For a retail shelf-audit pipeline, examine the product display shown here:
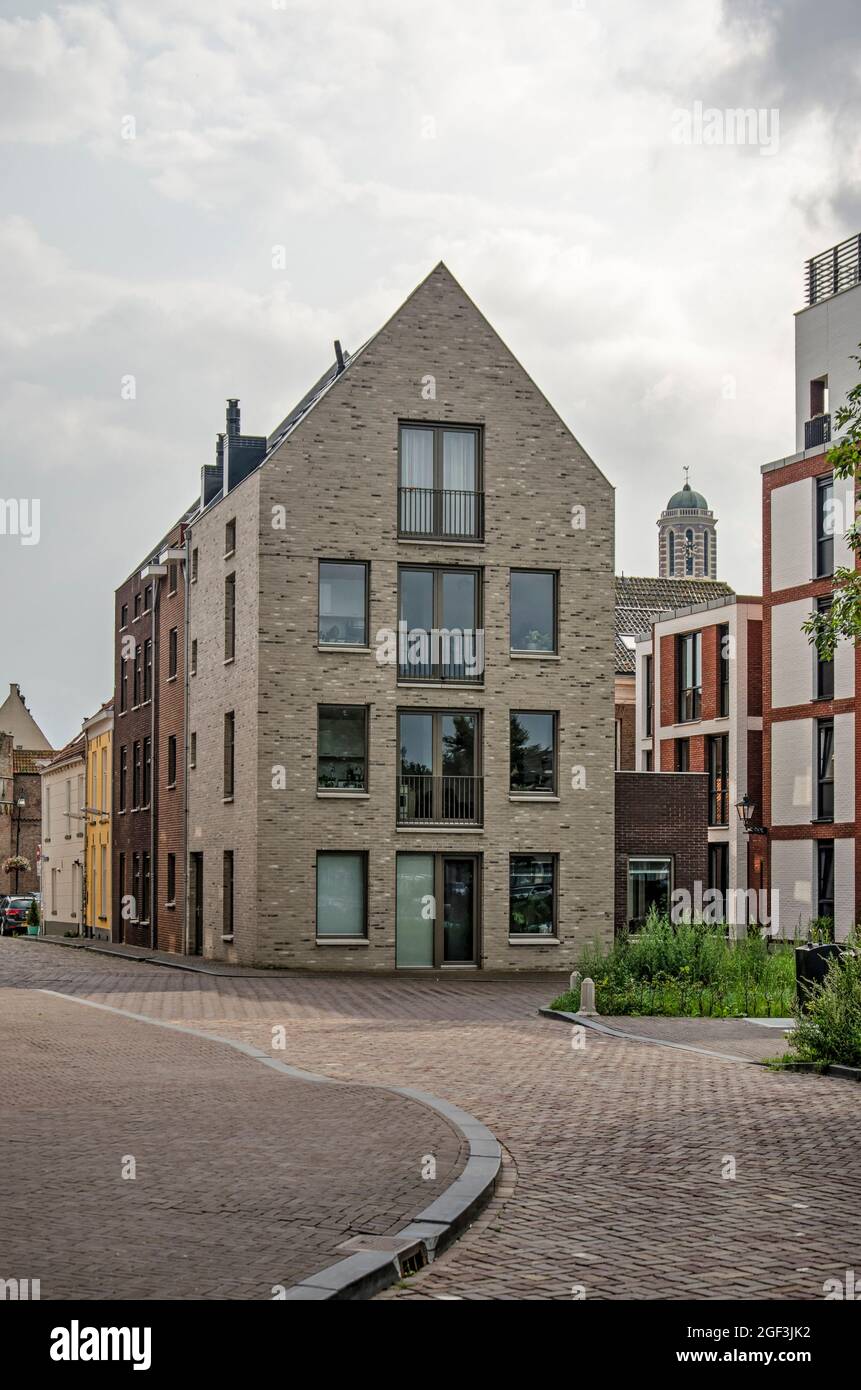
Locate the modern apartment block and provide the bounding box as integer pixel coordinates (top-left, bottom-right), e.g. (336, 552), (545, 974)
(111, 515), (193, 951)
(635, 593), (763, 918)
(186, 263), (615, 970)
(762, 234), (861, 938)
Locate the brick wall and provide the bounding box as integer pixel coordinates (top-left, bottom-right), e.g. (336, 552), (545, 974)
(615, 772), (709, 933)
(615, 699), (636, 770)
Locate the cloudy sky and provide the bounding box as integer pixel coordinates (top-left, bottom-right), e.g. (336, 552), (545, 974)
(1, 0), (859, 745)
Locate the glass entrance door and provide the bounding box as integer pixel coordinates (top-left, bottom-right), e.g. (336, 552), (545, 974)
(443, 858), (476, 964)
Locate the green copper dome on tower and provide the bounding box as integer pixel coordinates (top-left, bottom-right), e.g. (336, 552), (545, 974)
(665, 481), (709, 512)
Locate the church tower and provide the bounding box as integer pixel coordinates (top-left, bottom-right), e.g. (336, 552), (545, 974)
(657, 471), (717, 579)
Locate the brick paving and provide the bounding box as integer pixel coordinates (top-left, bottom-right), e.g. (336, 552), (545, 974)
(3, 938), (860, 1301)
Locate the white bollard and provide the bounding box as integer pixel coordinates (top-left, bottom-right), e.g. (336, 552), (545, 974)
(576, 977), (597, 1017)
(569, 970), (581, 994)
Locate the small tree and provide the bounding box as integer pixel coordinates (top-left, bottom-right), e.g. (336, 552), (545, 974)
(26, 898), (40, 934)
(802, 348), (861, 659)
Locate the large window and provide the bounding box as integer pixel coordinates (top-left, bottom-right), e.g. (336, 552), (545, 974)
(167, 734), (177, 788)
(316, 851), (367, 939)
(627, 857), (672, 930)
(509, 854), (557, 937)
(223, 711), (235, 799)
(168, 626), (178, 678)
(119, 746), (127, 813)
(319, 561), (368, 646)
(817, 840), (834, 921)
(816, 598), (834, 699)
(816, 718), (834, 821)
(398, 710), (481, 825)
(677, 631), (702, 721)
(708, 733), (729, 826)
(398, 565), (482, 682)
(816, 475), (834, 578)
(510, 712), (556, 794)
(398, 423), (482, 540)
(317, 706), (368, 791)
(510, 570), (557, 654)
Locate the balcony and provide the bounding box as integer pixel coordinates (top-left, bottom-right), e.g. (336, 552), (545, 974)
(805, 233), (861, 306)
(805, 414), (831, 451)
(398, 487), (484, 542)
(397, 774), (484, 827)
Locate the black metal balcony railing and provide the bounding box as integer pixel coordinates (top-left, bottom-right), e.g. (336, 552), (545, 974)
(398, 487), (484, 541)
(806, 234), (861, 306)
(397, 627), (485, 684)
(397, 774), (484, 827)
(805, 413), (831, 451)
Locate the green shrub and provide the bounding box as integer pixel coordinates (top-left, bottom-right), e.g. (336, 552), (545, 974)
(787, 949), (861, 1068)
(550, 910), (795, 1018)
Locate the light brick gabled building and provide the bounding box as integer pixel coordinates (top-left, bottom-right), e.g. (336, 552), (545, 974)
(186, 263), (615, 970)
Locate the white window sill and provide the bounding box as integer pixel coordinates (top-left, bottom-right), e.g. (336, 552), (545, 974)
(221, 934), (234, 943)
(316, 644), (371, 654)
(223, 657), (235, 666)
(223, 796), (234, 804)
(509, 936), (560, 945)
(317, 790), (370, 799)
(316, 938), (370, 947)
(166, 675), (177, 684)
(510, 652), (560, 661)
(509, 794), (559, 803)
(396, 825), (483, 834)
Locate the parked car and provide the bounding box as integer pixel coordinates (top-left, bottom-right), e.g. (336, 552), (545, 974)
(0, 895), (36, 935)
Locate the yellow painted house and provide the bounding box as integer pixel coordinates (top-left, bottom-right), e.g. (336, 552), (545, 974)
(83, 702), (113, 941)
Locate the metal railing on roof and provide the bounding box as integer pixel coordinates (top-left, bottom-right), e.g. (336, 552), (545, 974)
(805, 234), (861, 306)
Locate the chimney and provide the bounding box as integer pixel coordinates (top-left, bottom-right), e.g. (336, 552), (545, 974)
(334, 340), (345, 373)
(201, 432), (226, 509)
(226, 399), (240, 437)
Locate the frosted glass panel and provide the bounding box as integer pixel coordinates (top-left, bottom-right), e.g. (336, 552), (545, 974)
(397, 854), (434, 967)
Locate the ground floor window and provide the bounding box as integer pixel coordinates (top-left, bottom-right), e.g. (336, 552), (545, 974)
(222, 851), (234, 936)
(509, 854), (557, 937)
(316, 851), (367, 939)
(396, 853), (479, 966)
(627, 857), (672, 929)
(708, 842), (728, 905)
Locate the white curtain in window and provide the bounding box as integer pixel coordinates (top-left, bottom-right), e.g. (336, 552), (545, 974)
(400, 428), (434, 532)
(443, 431), (476, 535)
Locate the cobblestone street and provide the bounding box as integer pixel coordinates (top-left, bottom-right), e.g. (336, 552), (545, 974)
(2, 939), (859, 1300)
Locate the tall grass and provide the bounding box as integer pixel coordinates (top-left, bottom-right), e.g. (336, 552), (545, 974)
(551, 910), (795, 1017)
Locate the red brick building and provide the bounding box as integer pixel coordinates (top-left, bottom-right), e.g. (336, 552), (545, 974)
(635, 594), (764, 923)
(112, 512), (194, 951)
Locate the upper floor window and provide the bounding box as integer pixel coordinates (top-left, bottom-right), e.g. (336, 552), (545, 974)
(398, 565), (483, 682)
(644, 654), (653, 736)
(703, 529), (710, 576)
(398, 423), (483, 540)
(675, 738), (690, 772)
(119, 747), (127, 813)
(223, 711), (235, 799)
(398, 709), (482, 826)
(816, 598), (834, 700)
(224, 574), (236, 661)
(317, 706), (368, 792)
(168, 562), (177, 596)
(191, 639), (198, 677)
(719, 624), (730, 718)
(120, 660), (128, 714)
(510, 712), (557, 795)
(191, 547), (199, 583)
(816, 718), (834, 821)
(668, 531), (675, 576)
(708, 733), (728, 825)
(132, 741), (141, 809)
(142, 736), (151, 808)
(143, 638), (153, 703)
(677, 631), (701, 722)
(225, 519), (236, 557)
(318, 561), (368, 647)
(685, 528), (694, 576)
(133, 592), (142, 620)
(143, 584), (152, 613)
(120, 603), (128, 629)
(167, 734), (177, 788)
(168, 626), (178, 679)
(816, 475), (834, 577)
(510, 570), (557, 655)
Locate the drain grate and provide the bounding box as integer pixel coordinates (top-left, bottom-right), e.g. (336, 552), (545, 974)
(338, 1233), (427, 1276)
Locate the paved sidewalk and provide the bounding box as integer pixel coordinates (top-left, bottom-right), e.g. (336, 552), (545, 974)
(3, 939), (860, 1301)
(0, 972), (465, 1299)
